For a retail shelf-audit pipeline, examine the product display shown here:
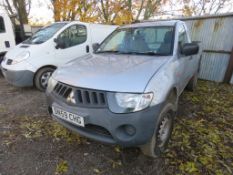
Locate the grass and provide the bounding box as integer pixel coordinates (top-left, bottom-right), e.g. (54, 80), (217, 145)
(164, 80), (233, 174)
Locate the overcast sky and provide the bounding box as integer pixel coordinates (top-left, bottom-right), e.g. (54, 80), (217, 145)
(28, 0), (54, 24)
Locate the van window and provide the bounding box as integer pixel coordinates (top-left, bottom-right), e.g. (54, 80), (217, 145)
(58, 25), (87, 49)
(23, 22), (68, 44)
(0, 16), (6, 33)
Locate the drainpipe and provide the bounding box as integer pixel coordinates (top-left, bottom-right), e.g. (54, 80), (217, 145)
(223, 47), (233, 83)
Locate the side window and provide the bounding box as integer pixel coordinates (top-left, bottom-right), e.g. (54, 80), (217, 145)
(58, 25), (87, 49)
(178, 25), (188, 45)
(0, 16), (6, 33)
(100, 30), (125, 51)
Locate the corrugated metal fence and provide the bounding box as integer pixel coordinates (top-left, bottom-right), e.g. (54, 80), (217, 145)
(181, 14), (233, 84)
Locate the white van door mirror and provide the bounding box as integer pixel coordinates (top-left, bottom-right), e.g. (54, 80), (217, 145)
(54, 38), (66, 49)
(92, 43), (100, 52)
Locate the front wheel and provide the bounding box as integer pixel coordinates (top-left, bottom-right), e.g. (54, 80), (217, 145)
(34, 67), (55, 91)
(140, 103), (175, 158)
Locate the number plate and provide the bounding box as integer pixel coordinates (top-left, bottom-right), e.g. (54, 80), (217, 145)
(52, 106), (85, 127)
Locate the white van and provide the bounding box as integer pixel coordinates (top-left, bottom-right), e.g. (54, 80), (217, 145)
(1, 21), (117, 91)
(0, 13), (15, 63)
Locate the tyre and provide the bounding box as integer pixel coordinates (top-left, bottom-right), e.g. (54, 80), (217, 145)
(186, 72), (198, 91)
(34, 67), (55, 91)
(140, 102), (176, 158)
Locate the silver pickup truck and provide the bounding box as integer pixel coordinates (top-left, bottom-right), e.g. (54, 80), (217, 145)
(46, 20), (201, 157)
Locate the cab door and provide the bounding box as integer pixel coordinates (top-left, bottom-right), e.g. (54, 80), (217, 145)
(0, 15), (15, 54)
(177, 24), (192, 91)
(54, 24), (90, 66)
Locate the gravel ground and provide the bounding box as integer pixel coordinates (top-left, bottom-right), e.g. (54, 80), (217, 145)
(0, 74), (232, 175)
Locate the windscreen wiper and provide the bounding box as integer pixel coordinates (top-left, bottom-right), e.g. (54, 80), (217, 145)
(140, 51), (168, 56)
(95, 50), (120, 54)
(118, 51), (166, 56)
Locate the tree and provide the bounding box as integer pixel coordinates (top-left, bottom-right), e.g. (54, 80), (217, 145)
(51, 0), (98, 22)
(50, 0), (233, 24)
(0, 0), (31, 24)
(98, 0), (167, 24)
(50, 0), (168, 24)
(96, 0), (134, 24)
(0, 0), (31, 40)
(180, 0), (233, 16)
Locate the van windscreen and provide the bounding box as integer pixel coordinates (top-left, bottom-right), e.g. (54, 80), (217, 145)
(23, 22), (68, 44)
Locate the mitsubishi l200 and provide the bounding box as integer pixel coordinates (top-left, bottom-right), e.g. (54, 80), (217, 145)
(46, 20), (201, 157)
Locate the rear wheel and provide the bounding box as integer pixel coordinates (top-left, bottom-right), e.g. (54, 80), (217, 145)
(140, 102), (176, 158)
(34, 67), (55, 91)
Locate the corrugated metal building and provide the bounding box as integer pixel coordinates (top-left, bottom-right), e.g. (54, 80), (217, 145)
(181, 13), (233, 84)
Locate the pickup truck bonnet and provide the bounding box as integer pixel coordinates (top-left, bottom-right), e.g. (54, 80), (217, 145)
(53, 54), (170, 93)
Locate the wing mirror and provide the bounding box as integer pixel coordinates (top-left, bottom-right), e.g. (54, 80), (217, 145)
(181, 42), (199, 56)
(92, 43), (100, 52)
(54, 38), (65, 49)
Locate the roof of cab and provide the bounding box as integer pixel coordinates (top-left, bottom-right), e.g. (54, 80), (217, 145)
(120, 20), (181, 29)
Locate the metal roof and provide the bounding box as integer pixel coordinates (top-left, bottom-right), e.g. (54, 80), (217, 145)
(120, 20), (180, 28)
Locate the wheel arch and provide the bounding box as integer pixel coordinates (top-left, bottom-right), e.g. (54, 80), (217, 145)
(33, 65), (57, 86)
(165, 87), (178, 111)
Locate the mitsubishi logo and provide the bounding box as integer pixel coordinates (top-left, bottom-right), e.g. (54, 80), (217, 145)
(67, 91), (76, 104)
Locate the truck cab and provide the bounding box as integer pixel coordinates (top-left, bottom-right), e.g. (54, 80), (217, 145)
(46, 20), (201, 158)
(1, 21), (117, 91)
(0, 13), (15, 63)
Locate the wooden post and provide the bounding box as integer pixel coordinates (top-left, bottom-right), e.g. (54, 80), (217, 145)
(223, 47), (233, 83)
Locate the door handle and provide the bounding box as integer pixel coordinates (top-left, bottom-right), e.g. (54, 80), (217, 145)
(5, 41), (10, 48)
(86, 45), (90, 53)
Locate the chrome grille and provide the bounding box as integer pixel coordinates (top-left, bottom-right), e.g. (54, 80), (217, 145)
(53, 82), (107, 108)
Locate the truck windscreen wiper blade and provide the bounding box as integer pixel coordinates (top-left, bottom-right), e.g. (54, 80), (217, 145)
(96, 50), (168, 56)
(118, 51), (167, 56)
(140, 52), (168, 56)
(95, 50), (120, 53)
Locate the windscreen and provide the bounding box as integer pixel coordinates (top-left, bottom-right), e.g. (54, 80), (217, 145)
(23, 22), (68, 44)
(97, 26), (174, 55)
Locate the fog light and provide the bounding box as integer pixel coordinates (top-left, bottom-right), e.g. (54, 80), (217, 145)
(124, 125), (136, 136)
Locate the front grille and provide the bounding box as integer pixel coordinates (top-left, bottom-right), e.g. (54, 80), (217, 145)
(53, 82), (107, 108)
(6, 59), (13, 65)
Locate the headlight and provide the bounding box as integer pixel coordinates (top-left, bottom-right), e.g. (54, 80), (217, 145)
(46, 77), (57, 93)
(11, 51), (30, 65)
(107, 92), (153, 113)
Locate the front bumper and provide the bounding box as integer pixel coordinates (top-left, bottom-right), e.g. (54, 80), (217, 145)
(46, 92), (164, 147)
(1, 67), (34, 87)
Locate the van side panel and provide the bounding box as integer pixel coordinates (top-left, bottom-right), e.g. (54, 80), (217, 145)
(89, 24), (117, 47)
(0, 13), (15, 53)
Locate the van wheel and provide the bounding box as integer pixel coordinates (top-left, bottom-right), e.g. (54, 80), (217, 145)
(140, 102), (175, 158)
(34, 67), (55, 91)
(186, 72), (198, 91)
